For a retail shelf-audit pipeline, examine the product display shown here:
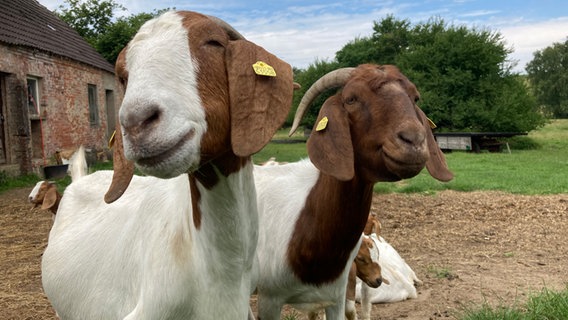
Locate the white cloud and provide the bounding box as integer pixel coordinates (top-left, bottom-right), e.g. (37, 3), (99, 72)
(500, 17), (568, 72)
(37, 0), (568, 73)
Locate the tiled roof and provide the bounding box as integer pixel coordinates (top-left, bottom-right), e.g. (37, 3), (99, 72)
(0, 0), (115, 73)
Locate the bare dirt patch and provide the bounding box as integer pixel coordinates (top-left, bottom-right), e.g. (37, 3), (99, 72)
(1, 187), (567, 319)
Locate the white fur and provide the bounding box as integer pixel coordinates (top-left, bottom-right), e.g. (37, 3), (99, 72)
(41, 12), (258, 320)
(42, 165), (258, 319)
(121, 11), (206, 178)
(253, 159), (360, 320)
(28, 181), (47, 202)
(67, 145), (88, 181)
(355, 234), (421, 305)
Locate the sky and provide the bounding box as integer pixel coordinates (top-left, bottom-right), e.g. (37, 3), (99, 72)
(37, 0), (568, 73)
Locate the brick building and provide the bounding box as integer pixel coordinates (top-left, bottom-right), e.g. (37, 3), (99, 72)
(0, 0), (122, 176)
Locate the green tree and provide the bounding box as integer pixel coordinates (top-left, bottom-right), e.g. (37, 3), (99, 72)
(55, 0), (125, 47)
(55, 0), (166, 64)
(299, 16), (545, 132)
(96, 11), (163, 64)
(287, 59), (340, 129)
(526, 39), (568, 118)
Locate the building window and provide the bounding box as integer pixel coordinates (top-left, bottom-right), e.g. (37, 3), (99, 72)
(88, 84), (99, 126)
(27, 77), (39, 115)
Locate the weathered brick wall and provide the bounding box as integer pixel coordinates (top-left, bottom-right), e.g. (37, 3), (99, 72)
(0, 44), (122, 174)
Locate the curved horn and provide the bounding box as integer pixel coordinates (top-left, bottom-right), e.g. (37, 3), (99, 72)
(289, 68), (355, 136)
(206, 15), (245, 40)
(104, 121), (135, 204)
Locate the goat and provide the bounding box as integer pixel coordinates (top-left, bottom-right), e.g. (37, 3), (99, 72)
(28, 146), (88, 216)
(356, 234), (422, 304)
(252, 64), (453, 320)
(28, 181), (60, 215)
(307, 233), (386, 320)
(41, 11), (294, 319)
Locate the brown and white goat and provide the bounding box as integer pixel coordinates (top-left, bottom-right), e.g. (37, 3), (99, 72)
(28, 146), (88, 217)
(28, 181), (60, 215)
(252, 64), (453, 320)
(41, 11), (294, 320)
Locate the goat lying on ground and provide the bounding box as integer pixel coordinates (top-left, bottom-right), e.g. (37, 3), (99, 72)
(41, 11), (294, 319)
(28, 146), (88, 215)
(28, 181), (60, 215)
(356, 234), (422, 305)
(348, 213), (421, 319)
(252, 64), (453, 320)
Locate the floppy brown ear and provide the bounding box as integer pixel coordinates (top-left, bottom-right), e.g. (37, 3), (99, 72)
(415, 106), (454, 182)
(227, 40), (294, 157)
(41, 186), (58, 211)
(307, 96), (354, 181)
(104, 121), (135, 203)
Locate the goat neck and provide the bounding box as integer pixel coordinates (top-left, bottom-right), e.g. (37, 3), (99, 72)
(287, 173), (373, 285)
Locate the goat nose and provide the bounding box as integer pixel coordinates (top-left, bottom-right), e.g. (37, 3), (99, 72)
(121, 104), (162, 138)
(397, 127), (425, 147)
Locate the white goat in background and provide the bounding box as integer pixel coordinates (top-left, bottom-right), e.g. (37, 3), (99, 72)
(252, 64), (453, 320)
(41, 11), (294, 320)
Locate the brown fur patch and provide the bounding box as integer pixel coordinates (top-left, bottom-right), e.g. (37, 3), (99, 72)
(286, 175), (374, 285)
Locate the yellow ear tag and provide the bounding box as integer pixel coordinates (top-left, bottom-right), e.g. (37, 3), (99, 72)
(253, 61), (276, 77)
(427, 117), (437, 129)
(315, 116), (328, 131)
(108, 130), (116, 149)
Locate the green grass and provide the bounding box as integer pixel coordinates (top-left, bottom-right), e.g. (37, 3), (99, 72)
(0, 171), (42, 194)
(459, 286), (568, 320)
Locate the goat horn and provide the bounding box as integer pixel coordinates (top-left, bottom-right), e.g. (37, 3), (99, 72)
(289, 68), (355, 136)
(206, 15), (245, 40)
(104, 122), (135, 204)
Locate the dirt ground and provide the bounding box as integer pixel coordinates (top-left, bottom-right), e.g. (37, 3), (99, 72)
(1, 187), (567, 320)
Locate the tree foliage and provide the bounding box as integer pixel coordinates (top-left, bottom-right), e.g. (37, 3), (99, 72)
(55, 0), (125, 47)
(295, 15), (545, 132)
(526, 39), (568, 118)
(54, 0), (165, 64)
(288, 59), (341, 129)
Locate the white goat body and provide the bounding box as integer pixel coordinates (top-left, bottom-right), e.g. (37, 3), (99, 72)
(356, 234), (421, 305)
(41, 10), (294, 320)
(43, 168), (258, 319)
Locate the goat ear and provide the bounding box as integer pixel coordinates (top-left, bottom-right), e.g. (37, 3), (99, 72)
(415, 106), (454, 182)
(227, 40), (294, 157)
(41, 187), (58, 211)
(104, 121), (135, 203)
(307, 97), (355, 181)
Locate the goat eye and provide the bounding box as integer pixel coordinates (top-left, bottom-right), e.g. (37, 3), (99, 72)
(345, 96), (357, 105)
(414, 96), (419, 103)
(206, 40), (224, 48)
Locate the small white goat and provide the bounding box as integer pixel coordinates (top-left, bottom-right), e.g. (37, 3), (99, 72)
(252, 64), (453, 320)
(41, 11), (294, 319)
